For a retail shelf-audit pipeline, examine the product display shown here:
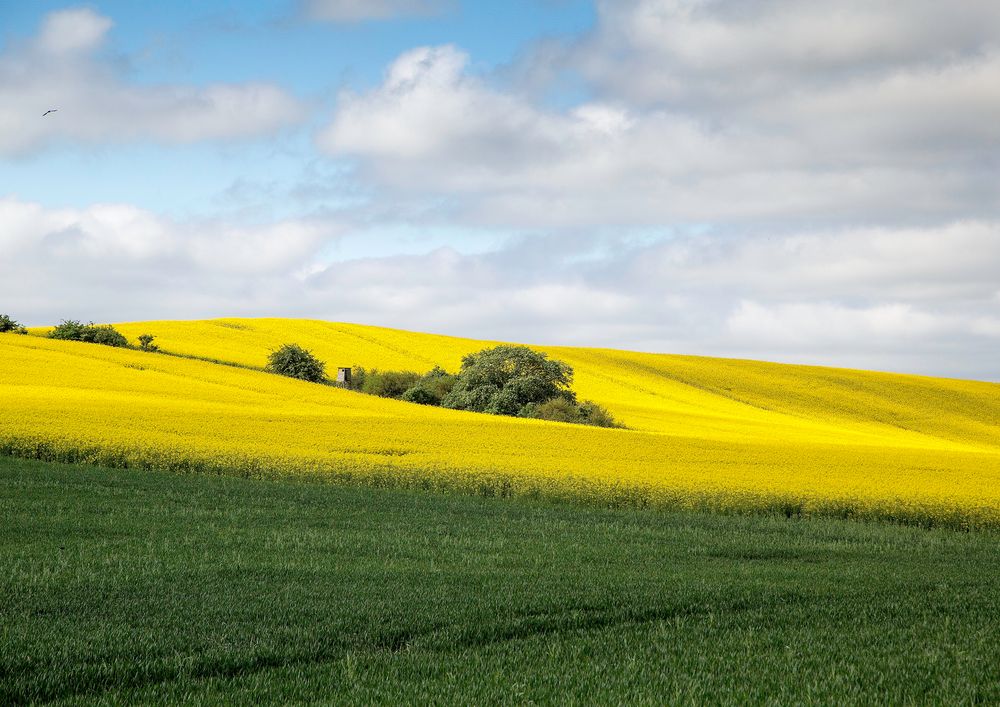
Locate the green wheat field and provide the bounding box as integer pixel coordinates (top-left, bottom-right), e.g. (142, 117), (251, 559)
(3, 455), (999, 704)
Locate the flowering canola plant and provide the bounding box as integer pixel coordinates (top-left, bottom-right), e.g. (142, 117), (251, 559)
(4, 319), (1000, 527)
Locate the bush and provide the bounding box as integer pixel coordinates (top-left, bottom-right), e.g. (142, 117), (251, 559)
(49, 320), (128, 348)
(521, 397), (625, 429)
(0, 314), (27, 334)
(577, 401), (624, 428)
(521, 396), (582, 423)
(90, 326), (129, 348)
(345, 366), (367, 391)
(401, 386), (440, 405)
(266, 343), (327, 383)
(361, 369), (421, 398)
(400, 366), (458, 406)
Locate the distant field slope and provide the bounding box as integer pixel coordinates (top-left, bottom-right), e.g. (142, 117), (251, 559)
(4, 319), (1000, 526)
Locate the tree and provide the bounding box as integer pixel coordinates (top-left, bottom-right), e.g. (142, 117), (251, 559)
(0, 314), (27, 334)
(266, 343), (327, 383)
(138, 334), (159, 352)
(442, 345), (575, 416)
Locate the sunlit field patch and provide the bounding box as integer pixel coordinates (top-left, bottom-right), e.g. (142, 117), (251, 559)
(5, 319), (1000, 527)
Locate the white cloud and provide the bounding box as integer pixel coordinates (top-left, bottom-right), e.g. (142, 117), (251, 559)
(0, 8), (305, 157)
(726, 301), (948, 347)
(317, 23), (1000, 228)
(636, 222), (1000, 302)
(303, 0), (448, 22)
(1, 201), (327, 274)
(3, 195), (998, 379)
(582, 0), (1000, 107)
(36, 7), (113, 55)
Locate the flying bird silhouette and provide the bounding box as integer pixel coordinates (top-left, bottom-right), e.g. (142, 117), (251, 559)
(42, 109), (58, 116)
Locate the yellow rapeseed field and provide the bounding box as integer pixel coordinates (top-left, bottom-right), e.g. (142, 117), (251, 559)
(4, 319), (1000, 527)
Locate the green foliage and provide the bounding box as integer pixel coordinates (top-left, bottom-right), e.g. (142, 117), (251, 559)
(522, 396), (625, 428)
(443, 345), (575, 415)
(48, 320), (89, 341)
(577, 400), (623, 428)
(360, 369), (421, 398)
(0, 314), (27, 334)
(346, 366), (367, 391)
(90, 326), (129, 348)
(346, 348), (621, 427)
(137, 334), (159, 352)
(401, 366), (458, 406)
(48, 320), (128, 348)
(521, 395), (583, 423)
(432, 344), (623, 426)
(265, 343), (327, 383)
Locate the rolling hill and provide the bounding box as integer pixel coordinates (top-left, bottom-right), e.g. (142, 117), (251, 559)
(3, 318), (999, 526)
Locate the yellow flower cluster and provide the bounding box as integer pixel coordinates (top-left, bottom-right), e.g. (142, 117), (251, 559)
(5, 319), (1000, 528)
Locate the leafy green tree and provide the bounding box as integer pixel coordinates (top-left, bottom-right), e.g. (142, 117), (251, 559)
(442, 345), (575, 416)
(266, 343), (327, 383)
(0, 314), (27, 334)
(49, 320), (128, 347)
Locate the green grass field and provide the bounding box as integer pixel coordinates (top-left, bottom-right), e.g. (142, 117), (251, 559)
(3, 455), (999, 704)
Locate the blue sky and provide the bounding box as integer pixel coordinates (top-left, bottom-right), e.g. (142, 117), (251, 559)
(2, 0), (999, 379)
(1, 1), (594, 214)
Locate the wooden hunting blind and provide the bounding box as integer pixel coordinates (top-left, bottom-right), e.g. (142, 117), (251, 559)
(336, 367), (352, 385)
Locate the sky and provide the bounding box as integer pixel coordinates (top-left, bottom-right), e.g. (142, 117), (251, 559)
(2, 0), (999, 381)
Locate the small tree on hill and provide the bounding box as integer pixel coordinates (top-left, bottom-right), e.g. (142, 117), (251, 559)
(138, 334), (159, 352)
(266, 343), (327, 383)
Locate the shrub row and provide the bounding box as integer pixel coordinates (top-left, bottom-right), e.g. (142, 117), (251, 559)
(1, 314), (159, 352)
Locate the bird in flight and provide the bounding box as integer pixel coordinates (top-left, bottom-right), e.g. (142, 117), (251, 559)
(42, 109), (58, 116)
